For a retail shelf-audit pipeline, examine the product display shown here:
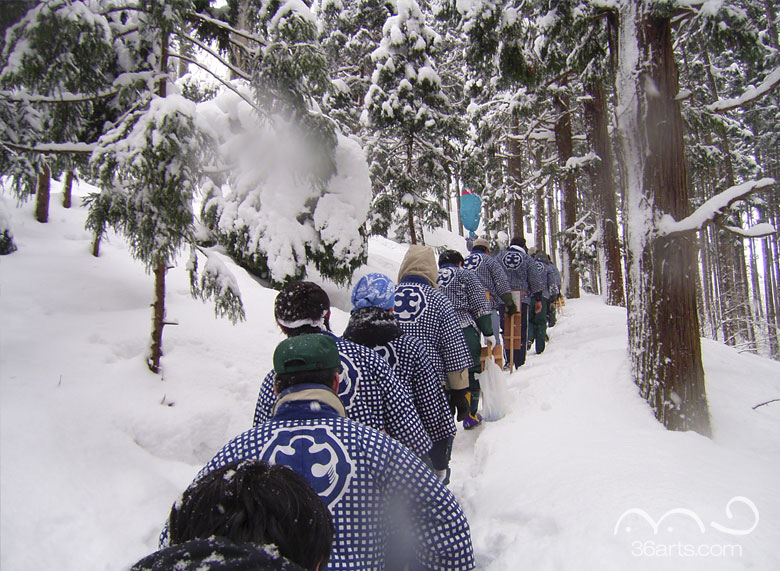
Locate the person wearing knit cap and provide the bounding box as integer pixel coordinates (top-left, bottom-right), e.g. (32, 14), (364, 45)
(253, 281), (432, 461)
(188, 335), (475, 571)
(437, 249), (496, 429)
(463, 237), (518, 355)
(395, 246), (474, 481)
(343, 273), (456, 480)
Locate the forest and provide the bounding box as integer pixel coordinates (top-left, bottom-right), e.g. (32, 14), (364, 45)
(0, 0), (778, 438)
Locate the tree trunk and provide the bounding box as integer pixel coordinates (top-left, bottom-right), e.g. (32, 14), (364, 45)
(554, 93), (580, 298)
(507, 116), (525, 239)
(615, 4), (711, 436)
(35, 163), (50, 223)
(764, 0), (779, 51)
(406, 138), (418, 244)
(703, 53), (755, 349)
(763, 231), (779, 357)
(583, 82), (625, 306)
(148, 260), (167, 373)
(533, 148), (546, 252)
(91, 231), (102, 257)
(62, 169), (74, 208)
(230, 0), (251, 76)
(700, 224), (717, 338)
(547, 189), (559, 266)
(148, 32), (170, 374)
(746, 210), (763, 320)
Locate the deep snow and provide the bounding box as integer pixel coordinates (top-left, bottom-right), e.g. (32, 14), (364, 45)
(1, 186), (779, 570)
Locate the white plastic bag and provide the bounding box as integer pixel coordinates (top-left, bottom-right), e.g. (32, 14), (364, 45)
(480, 356), (510, 421)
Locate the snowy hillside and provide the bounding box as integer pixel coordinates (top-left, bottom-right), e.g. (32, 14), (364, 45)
(1, 188), (779, 570)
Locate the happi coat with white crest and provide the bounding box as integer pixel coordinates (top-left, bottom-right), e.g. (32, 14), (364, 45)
(253, 331), (432, 460)
(394, 246), (473, 388)
(201, 385), (475, 571)
(343, 306), (456, 444)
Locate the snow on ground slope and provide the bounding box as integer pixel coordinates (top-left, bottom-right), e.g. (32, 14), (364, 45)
(1, 189), (779, 570)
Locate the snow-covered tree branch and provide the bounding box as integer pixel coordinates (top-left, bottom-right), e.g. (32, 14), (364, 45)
(659, 178), (777, 237)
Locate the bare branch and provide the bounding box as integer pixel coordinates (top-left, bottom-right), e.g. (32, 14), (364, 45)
(176, 32), (251, 81)
(753, 399), (780, 410)
(186, 11), (266, 47)
(168, 52), (260, 114)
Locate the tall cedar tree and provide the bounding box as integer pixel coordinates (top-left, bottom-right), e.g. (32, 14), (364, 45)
(363, 0), (453, 244)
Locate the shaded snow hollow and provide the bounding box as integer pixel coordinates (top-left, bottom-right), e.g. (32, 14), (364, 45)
(1, 186), (779, 570)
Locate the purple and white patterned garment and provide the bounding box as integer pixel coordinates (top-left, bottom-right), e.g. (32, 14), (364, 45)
(496, 245), (544, 303)
(200, 396), (475, 570)
(253, 332), (432, 459)
(437, 264), (492, 330)
(394, 276), (473, 383)
(371, 334), (455, 443)
(462, 250), (511, 308)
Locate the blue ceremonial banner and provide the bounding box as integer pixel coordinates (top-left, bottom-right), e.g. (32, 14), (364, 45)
(460, 192), (481, 238)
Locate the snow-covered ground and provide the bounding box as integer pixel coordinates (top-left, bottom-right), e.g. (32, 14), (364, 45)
(1, 187), (779, 570)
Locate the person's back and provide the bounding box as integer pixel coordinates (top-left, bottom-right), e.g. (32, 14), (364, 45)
(395, 247), (473, 389)
(254, 333), (432, 458)
(462, 239), (512, 309)
(342, 273), (457, 479)
(437, 260), (493, 333)
(209, 335), (475, 570)
(253, 281), (432, 460)
(437, 250), (496, 429)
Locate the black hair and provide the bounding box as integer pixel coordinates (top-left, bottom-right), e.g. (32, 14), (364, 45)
(510, 236), (526, 248)
(169, 460), (334, 571)
(274, 367), (339, 393)
(438, 249), (464, 267)
(275, 281), (332, 333)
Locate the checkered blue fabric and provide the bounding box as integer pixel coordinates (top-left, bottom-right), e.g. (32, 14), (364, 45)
(253, 334), (432, 459)
(394, 278), (474, 383)
(437, 264), (492, 330)
(496, 246), (544, 303)
(537, 259), (562, 298)
(462, 250), (510, 307)
(369, 334), (456, 443)
(201, 399), (475, 571)
(547, 262), (562, 296)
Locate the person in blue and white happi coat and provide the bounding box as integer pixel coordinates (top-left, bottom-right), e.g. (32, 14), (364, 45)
(343, 273), (456, 483)
(253, 281), (432, 461)
(196, 334), (476, 571)
(529, 250), (559, 354)
(496, 236), (544, 368)
(437, 249), (495, 430)
(394, 246), (473, 480)
(462, 237), (518, 350)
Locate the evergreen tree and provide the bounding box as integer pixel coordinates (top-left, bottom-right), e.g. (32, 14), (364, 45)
(199, 0), (372, 285)
(1, 0), (246, 373)
(363, 0), (455, 244)
(613, 0), (776, 434)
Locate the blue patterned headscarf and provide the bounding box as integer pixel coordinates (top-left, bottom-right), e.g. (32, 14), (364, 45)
(351, 273), (396, 311)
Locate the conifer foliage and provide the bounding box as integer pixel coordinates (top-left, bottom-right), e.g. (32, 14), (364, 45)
(363, 0), (453, 244)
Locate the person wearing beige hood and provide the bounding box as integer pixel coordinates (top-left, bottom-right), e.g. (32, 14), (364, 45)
(394, 245), (474, 484)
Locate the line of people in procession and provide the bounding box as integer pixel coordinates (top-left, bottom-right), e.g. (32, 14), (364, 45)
(132, 237), (562, 571)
